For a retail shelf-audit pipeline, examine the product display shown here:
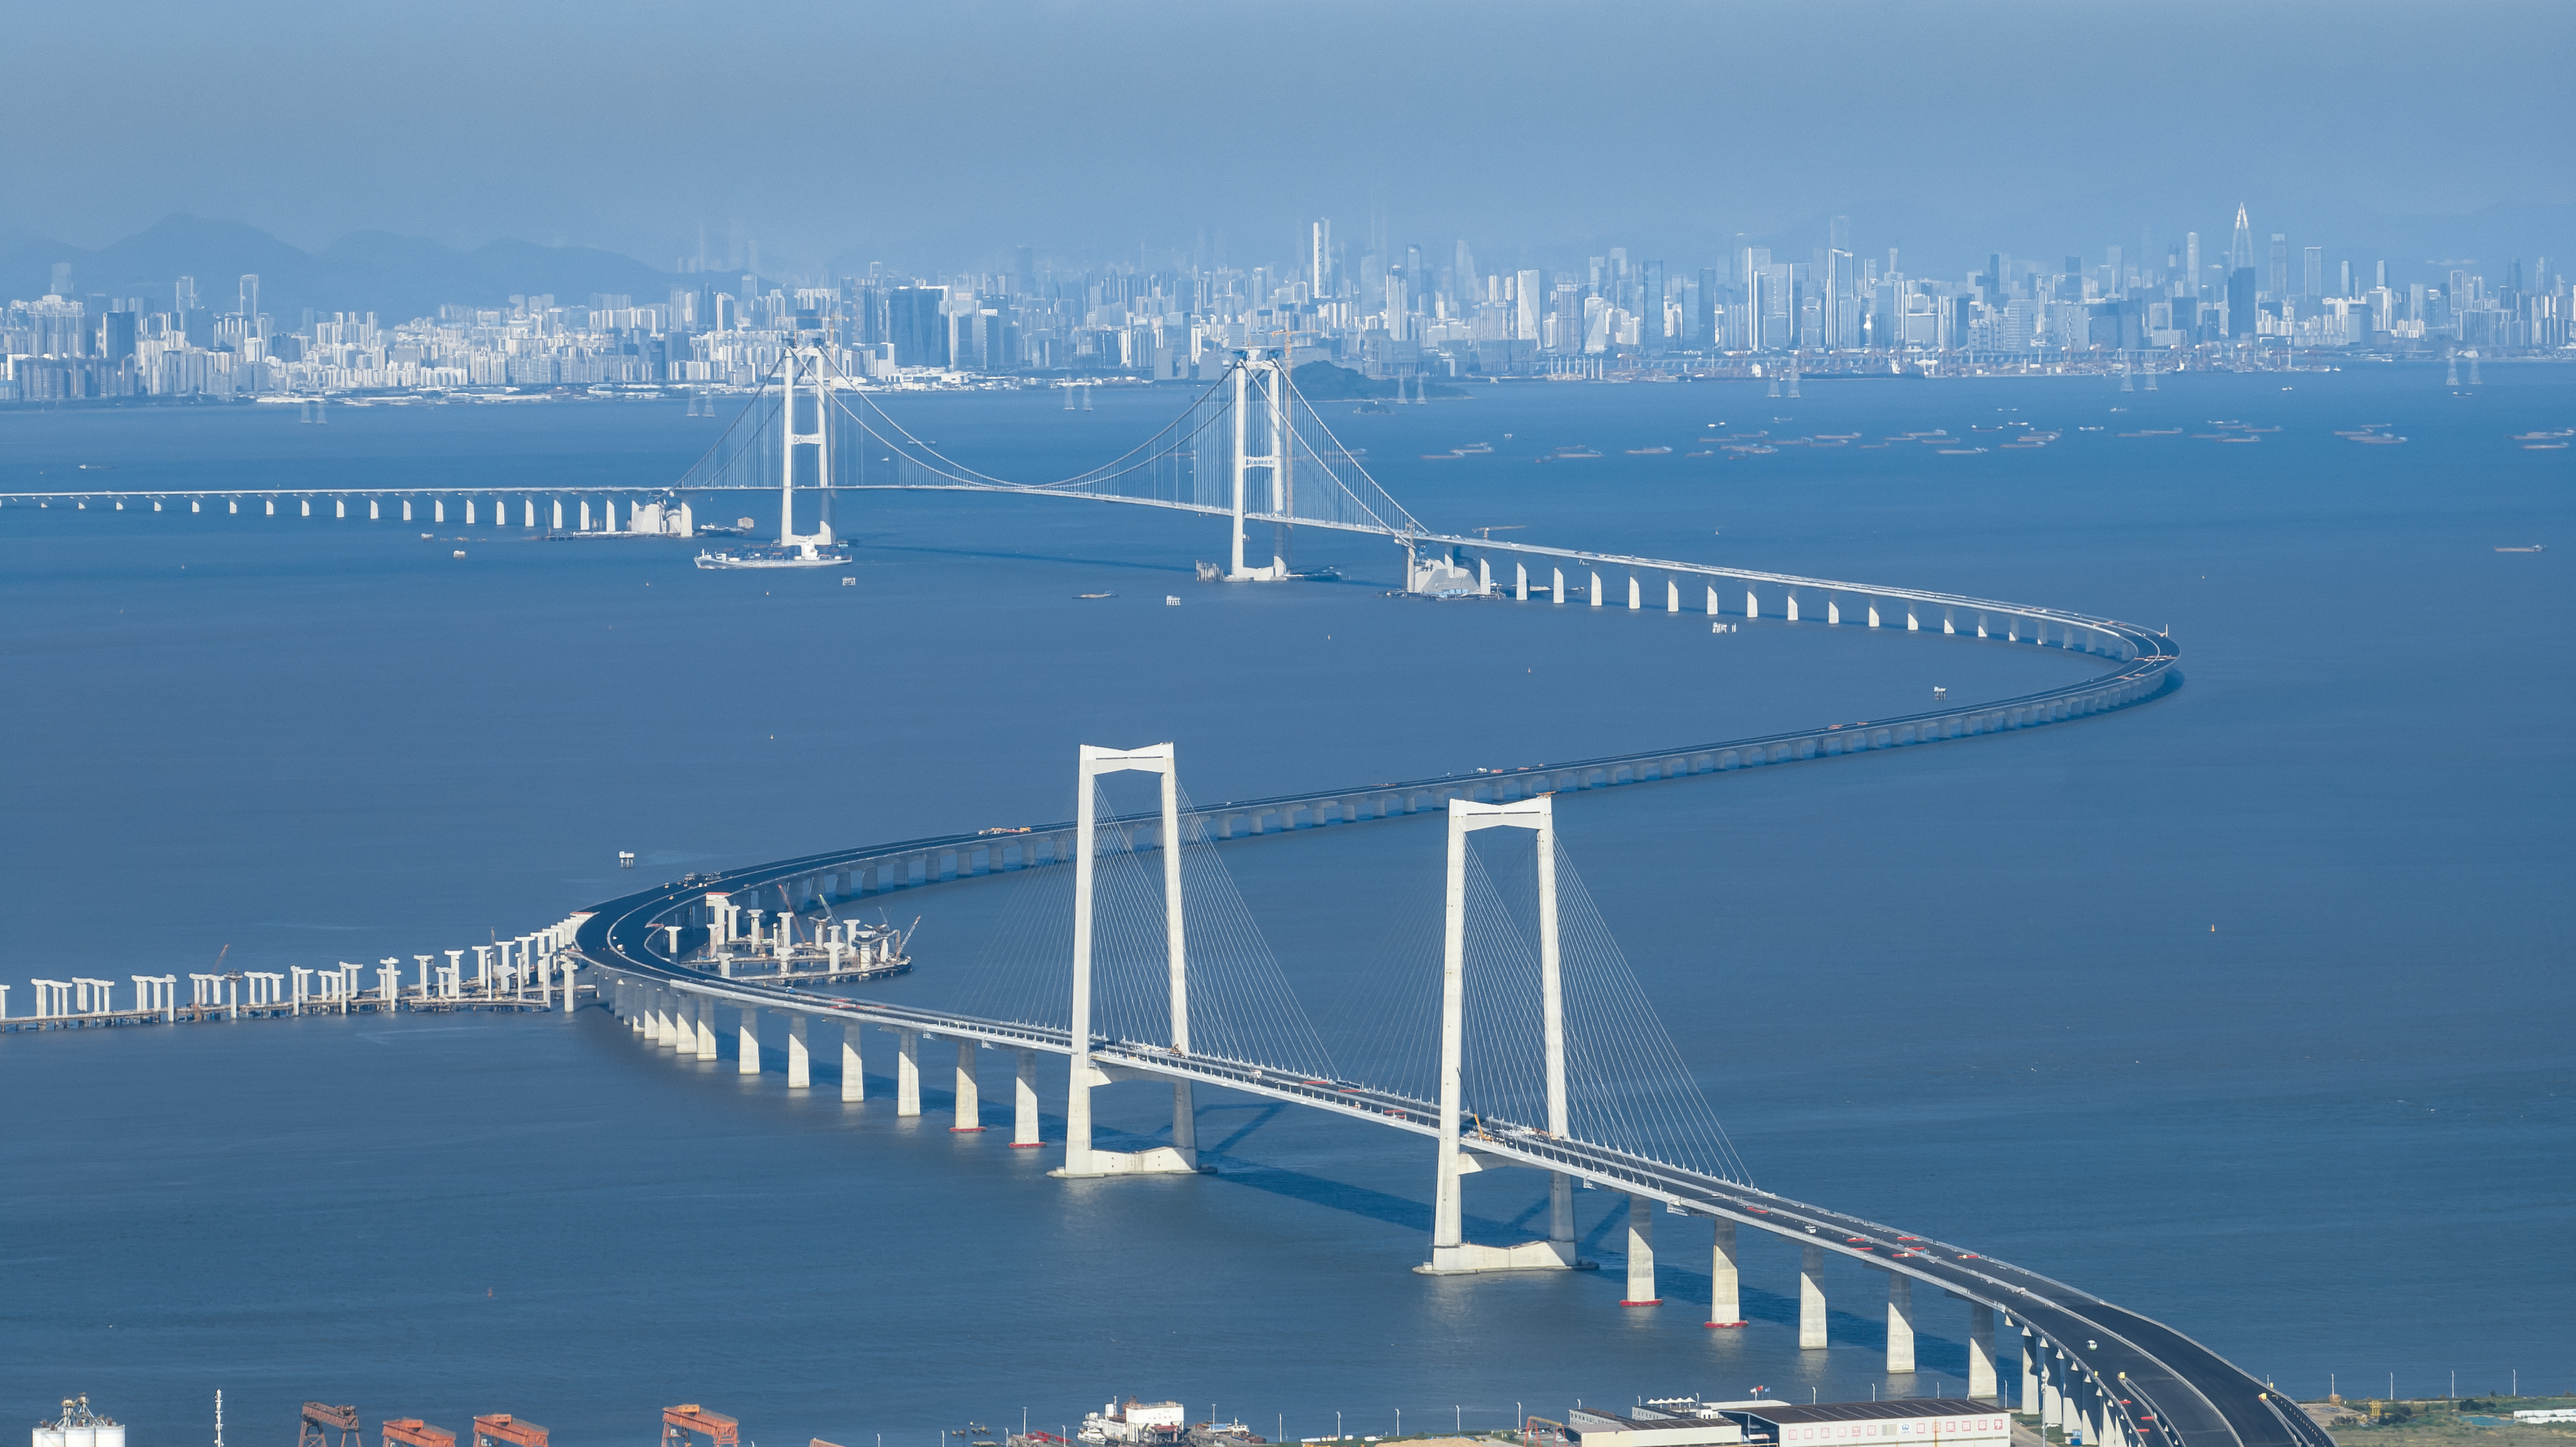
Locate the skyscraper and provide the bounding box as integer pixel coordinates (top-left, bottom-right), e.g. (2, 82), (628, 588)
(2302, 246), (2324, 298)
(1311, 219), (1332, 296)
(2186, 233), (2202, 297)
(1514, 268), (1542, 341)
(1642, 260), (1665, 354)
(2228, 205), (2255, 275)
(2268, 234), (2288, 297)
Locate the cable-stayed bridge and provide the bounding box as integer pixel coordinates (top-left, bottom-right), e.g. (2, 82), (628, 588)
(8, 350), (2298, 1447)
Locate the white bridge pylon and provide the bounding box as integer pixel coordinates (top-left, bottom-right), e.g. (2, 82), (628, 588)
(1420, 794), (1585, 1274)
(1053, 741), (1202, 1179)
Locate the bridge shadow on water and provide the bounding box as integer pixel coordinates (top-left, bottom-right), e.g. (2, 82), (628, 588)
(1176, 1104), (1973, 1374)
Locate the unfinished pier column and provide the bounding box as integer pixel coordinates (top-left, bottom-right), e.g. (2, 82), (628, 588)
(1886, 1271), (1917, 1373)
(840, 1022), (865, 1102)
(894, 1027), (921, 1115)
(1620, 1195), (1660, 1305)
(952, 1039), (983, 1130)
(1970, 1303), (1998, 1400)
(1012, 1049), (1040, 1146)
(1706, 1219), (1744, 1326)
(736, 1006), (761, 1075)
(787, 1014), (810, 1088)
(1800, 1242), (1827, 1348)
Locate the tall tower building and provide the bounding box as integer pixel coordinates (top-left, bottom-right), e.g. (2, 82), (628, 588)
(2268, 234), (2288, 296)
(2228, 205), (2255, 274)
(1311, 219), (1332, 296)
(2302, 247), (2324, 298)
(2186, 234), (2202, 297)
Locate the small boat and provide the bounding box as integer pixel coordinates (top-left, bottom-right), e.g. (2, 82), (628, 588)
(1625, 445), (1673, 455)
(1074, 592), (1117, 599)
(2495, 545), (2545, 553)
(2523, 442), (2568, 450)
(1937, 447), (1986, 455)
(696, 541), (850, 569)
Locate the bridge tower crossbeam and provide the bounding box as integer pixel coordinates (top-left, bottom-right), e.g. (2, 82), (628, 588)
(1051, 742), (1200, 1179)
(1417, 794), (1584, 1275)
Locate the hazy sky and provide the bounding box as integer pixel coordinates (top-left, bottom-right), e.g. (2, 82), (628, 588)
(8, 0), (2573, 278)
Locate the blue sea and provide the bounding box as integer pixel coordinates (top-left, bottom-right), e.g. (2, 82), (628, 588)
(1, 366), (2570, 1447)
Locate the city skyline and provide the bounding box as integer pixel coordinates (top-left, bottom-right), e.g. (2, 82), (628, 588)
(5, 196), (2564, 403)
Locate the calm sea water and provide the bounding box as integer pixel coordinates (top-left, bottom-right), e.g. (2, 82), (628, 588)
(2, 367), (2570, 1447)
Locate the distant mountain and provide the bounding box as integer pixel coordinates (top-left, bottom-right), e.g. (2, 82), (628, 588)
(0, 214), (682, 322)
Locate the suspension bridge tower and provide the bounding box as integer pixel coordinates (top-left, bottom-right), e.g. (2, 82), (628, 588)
(1051, 742), (1203, 1178)
(1226, 354), (1294, 581)
(778, 339), (836, 556)
(1418, 794), (1585, 1274)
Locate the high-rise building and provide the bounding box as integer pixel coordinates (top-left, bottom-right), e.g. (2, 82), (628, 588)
(2228, 205), (2255, 274)
(1696, 267), (1717, 344)
(1514, 268), (1542, 341)
(48, 261), (72, 296)
(2185, 233), (2202, 297)
(2226, 267), (2257, 338)
(1312, 219), (1332, 296)
(2302, 247), (2324, 299)
(1642, 261), (1665, 353)
(888, 285), (949, 367)
(2268, 234), (2288, 297)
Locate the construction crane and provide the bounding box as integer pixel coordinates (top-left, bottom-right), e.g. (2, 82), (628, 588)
(663, 1406), (740, 1447)
(301, 1404), (361, 1447)
(472, 1417), (547, 1447)
(383, 1421), (455, 1447)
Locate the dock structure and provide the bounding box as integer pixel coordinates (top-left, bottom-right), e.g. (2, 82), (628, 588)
(4, 917), (592, 1034)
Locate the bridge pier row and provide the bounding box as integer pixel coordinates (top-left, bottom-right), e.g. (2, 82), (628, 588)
(738, 1007), (761, 1075)
(840, 1024), (864, 1102)
(2040, 1357), (2062, 1435)
(1799, 1242), (1827, 1348)
(952, 1040), (983, 1130)
(787, 1015), (810, 1089)
(1705, 1219), (1744, 1326)
(1969, 1304), (1998, 1400)
(892, 1027), (921, 1115)
(1011, 1049), (1041, 1145)
(1886, 1271), (1917, 1373)
(1618, 1196), (1661, 1305)
(694, 997), (718, 1061)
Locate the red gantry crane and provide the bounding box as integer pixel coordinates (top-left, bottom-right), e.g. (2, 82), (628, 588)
(301, 1404), (361, 1447)
(472, 1417), (547, 1447)
(383, 1422), (456, 1447)
(663, 1406), (739, 1447)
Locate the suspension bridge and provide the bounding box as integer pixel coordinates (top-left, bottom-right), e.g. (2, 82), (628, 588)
(3, 349), (2304, 1447)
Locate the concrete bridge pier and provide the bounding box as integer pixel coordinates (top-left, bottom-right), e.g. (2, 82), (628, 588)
(1705, 1219), (1744, 1326)
(737, 1006), (761, 1075)
(1590, 570), (1603, 607)
(1515, 562), (1528, 601)
(1799, 1242), (1827, 1348)
(891, 1027), (921, 1115)
(952, 1040), (984, 1129)
(1886, 1271), (1917, 1372)
(1619, 1196), (1661, 1304)
(840, 1023), (865, 1102)
(787, 1015), (810, 1088)
(2040, 1356), (2062, 1435)
(693, 996), (718, 1061)
(1969, 1304), (1998, 1400)
(2020, 1327), (2038, 1414)
(1011, 1049), (1041, 1146)
(1553, 567), (1565, 603)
